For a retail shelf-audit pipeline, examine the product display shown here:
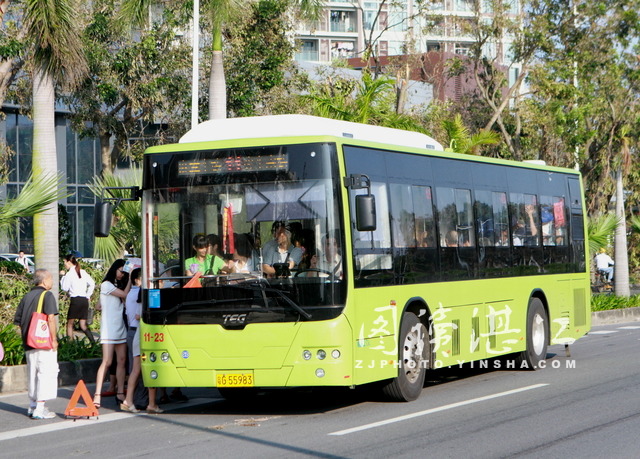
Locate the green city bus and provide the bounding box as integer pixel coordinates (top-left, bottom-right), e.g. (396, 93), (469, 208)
(96, 114), (590, 402)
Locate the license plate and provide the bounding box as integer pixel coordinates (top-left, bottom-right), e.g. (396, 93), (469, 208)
(216, 372), (254, 387)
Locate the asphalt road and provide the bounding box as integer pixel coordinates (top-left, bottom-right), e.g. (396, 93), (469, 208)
(1, 322), (639, 458)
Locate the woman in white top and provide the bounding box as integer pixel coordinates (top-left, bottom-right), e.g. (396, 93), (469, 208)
(121, 268), (163, 414)
(93, 259), (131, 408)
(60, 254), (96, 343)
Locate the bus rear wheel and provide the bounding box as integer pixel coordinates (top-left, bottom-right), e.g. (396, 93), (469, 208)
(382, 312), (428, 402)
(515, 298), (548, 369)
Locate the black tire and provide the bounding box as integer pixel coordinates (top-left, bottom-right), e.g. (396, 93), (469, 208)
(514, 298), (548, 370)
(382, 312), (429, 402)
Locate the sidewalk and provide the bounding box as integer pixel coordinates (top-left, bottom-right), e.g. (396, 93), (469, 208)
(0, 382), (219, 439)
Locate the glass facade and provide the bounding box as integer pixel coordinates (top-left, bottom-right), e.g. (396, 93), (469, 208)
(1, 111), (101, 257)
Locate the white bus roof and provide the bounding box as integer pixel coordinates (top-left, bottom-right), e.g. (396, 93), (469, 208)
(179, 114), (444, 151)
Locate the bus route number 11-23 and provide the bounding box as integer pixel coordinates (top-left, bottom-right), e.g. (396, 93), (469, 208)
(143, 332), (164, 342)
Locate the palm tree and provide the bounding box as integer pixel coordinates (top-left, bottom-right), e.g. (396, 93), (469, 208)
(0, 173), (67, 242)
(610, 125), (632, 297)
(25, 0), (87, 295)
(441, 114), (500, 155)
(120, 0), (322, 121)
(207, 0), (323, 119)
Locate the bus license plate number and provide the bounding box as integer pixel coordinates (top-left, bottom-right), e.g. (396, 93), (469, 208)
(216, 373), (254, 387)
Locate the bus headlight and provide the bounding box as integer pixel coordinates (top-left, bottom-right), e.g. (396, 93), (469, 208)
(317, 349), (326, 360)
(149, 352), (157, 362)
(161, 352), (170, 362)
(302, 350), (312, 360)
(315, 368), (325, 378)
(150, 370), (158, 380)
(331, 349), (341, 359)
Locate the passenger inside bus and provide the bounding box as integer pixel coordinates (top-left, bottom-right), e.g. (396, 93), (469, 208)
(512, 204), (538, 246)
(207, 233), (232, 273)
(184, 234), (225, 276)
(292, 227), (315, 270)
(261, 222), (302, 277)
(308, 230), (343, 278)
(230, 234), (258, 273)
(444, 230), (459, 247)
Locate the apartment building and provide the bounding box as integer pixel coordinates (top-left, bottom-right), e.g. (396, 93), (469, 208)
(294, 0), (520, 72)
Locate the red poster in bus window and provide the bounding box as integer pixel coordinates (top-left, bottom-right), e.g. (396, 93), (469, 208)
(553, 200), (565, 226)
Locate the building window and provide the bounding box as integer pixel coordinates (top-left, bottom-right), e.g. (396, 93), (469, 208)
(330, 10), (356, 33)
(454, 43), (470, 55)
(296, 40), (319, 62)
(427, 41), (442, 52)
(331, 41), (355, 59)
(454, 0), (474, 12)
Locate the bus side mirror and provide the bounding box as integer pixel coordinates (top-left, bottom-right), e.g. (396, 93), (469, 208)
(356, 194), (376, 231)
(94, 201), (113, 237)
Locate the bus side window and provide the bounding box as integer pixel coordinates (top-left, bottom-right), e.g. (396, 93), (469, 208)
(389, 183), (416, 248)
(510, 193), (539, 247)
(436, 187), (475, 247)
(412, 186), (436, 247)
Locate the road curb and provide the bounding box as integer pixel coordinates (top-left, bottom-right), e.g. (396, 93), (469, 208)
(0, 358), (100, 394)
(591, 306), (640, 326)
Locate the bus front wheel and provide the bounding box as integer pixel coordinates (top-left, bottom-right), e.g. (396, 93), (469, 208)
(515, 298), (548, 369)
(382, 312), (428, 402)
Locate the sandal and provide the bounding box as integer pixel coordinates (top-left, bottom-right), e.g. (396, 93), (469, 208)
(93, 393), (101, 409)
(120, 401), (139, 413)
(116, 392), (126, 404)
(146, 406), (164, 414)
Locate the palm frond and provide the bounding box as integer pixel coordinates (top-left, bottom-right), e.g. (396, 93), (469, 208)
(630, 215), (640, 234)
(25, 0), (87, 87)
(118, 0), (153, 28)
(293, 0), (324, 22)
(0, 172), (68, 238)
(587, 213), (618, 255)
(89, 168), (142, 264)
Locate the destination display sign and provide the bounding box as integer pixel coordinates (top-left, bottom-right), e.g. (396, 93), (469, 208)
(178, 154), (288, 175)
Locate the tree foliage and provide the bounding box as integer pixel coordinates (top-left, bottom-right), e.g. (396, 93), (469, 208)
(225, 0), (296, 117)
(63, 0), (193, 173)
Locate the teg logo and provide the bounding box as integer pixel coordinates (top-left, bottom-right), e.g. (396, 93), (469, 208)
(222, 313), (247, 325)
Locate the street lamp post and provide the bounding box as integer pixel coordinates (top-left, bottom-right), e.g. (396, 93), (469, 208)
(191, 0), (200, 129)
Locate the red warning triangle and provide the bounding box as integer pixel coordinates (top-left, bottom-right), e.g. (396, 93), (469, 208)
(64, 379), (99, 418)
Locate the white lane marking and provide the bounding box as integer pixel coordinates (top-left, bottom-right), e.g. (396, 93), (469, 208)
(618, 326), (640, 329)
(588, 330), (619, 335)
(328, 384), (549, 436)
(0, 398), (212, 442)
(0, 412), (132, 442)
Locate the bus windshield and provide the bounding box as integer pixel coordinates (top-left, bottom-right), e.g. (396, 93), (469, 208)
(143, 142), (346, 327)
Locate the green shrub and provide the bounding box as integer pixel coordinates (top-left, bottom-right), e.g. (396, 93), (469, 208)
(0, 260), (28, 275)
(1, 327), (101, 366)
(0, 323), (26, 366)
(56, 335), (102, 362)
(591, 294), (640, 312)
